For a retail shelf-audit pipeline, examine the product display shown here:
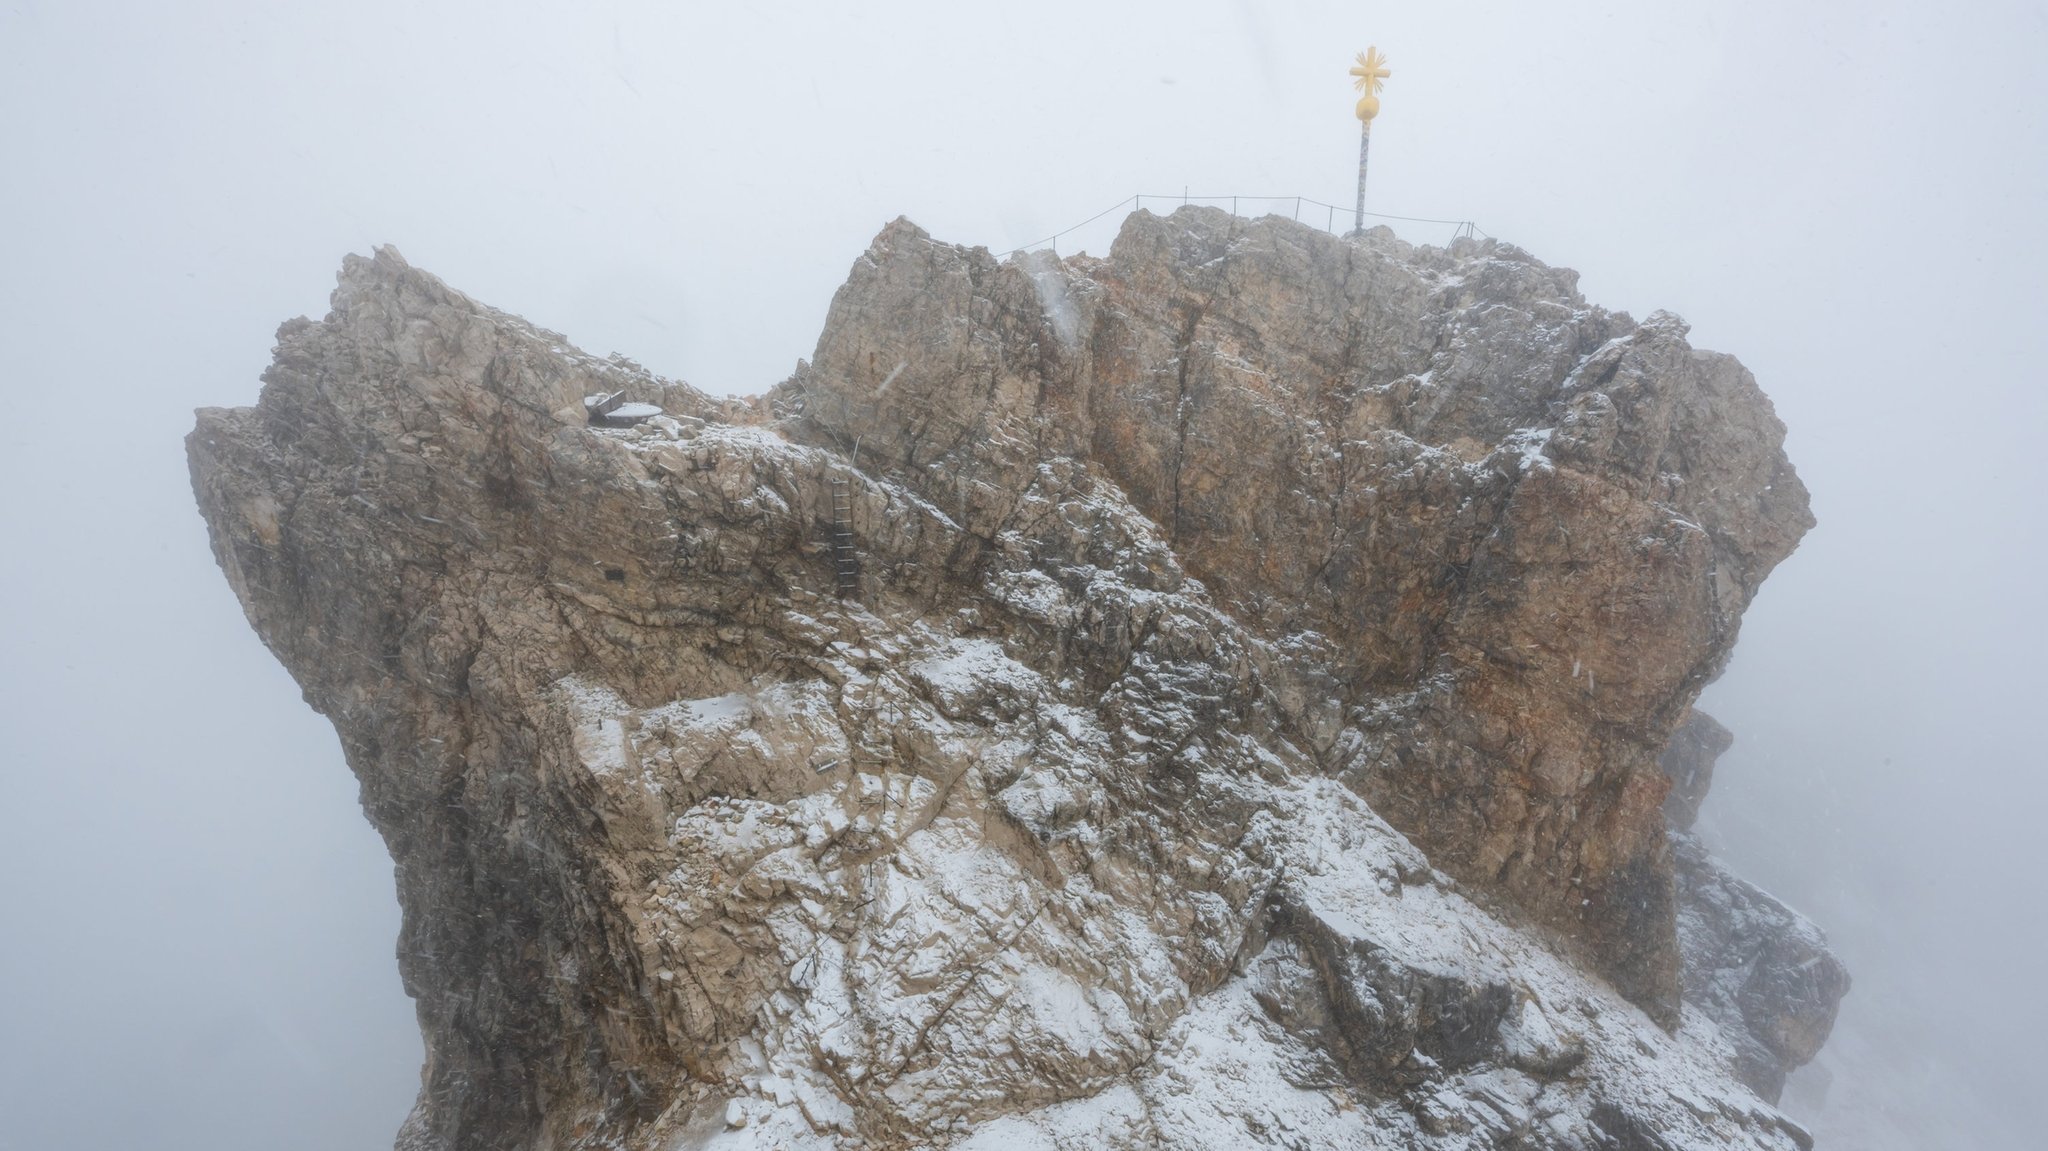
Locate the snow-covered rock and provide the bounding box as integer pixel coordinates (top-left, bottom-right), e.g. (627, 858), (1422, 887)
(188, 209), (1843, 1150)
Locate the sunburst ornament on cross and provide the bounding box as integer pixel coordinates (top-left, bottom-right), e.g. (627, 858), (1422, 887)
(1350, 47), (1390, 123)
(1349, 46), (1390, 234)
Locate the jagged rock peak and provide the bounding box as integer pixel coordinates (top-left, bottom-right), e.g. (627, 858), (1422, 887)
(188, 207), (1842, 1150)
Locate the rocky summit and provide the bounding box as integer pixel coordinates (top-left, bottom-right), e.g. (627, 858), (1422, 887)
(188, 206), (1848, 1150)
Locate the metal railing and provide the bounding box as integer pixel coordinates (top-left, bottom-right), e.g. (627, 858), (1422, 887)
(997, 192), (1489, 258)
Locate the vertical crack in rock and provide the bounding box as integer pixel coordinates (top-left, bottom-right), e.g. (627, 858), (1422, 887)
(190, 208), (1843, 1151)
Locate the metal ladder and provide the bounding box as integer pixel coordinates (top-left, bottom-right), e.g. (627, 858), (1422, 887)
(830, 478), (859, 599)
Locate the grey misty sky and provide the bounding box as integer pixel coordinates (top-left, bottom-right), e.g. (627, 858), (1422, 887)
(0, 1), (2041, 1148)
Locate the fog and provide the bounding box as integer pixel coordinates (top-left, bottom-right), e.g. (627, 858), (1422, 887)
(1, 2), (2041, 1147)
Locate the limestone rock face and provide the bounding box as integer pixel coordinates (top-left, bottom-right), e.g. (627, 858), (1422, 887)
(1665, 710), (1849, 1105)
(777, 209), (1813, 1019)
(1661, 710), (1734, 833)
(1675, 828), (1851, 1104)
(188, 210), (1844, 1151)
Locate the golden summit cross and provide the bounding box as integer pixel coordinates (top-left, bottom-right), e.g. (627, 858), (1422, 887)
(1348, 46), (1390, 234)
(1350, 47), (1390, 115)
